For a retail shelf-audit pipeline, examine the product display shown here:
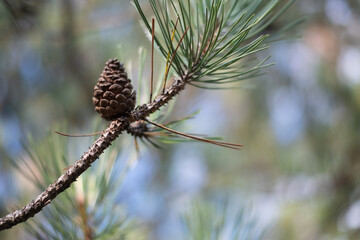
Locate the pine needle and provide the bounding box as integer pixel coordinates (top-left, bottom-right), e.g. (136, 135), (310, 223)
(54, 131), (104, 137)
(162, 17), (180, 93)
(144, 118), (242, 150)
(150, 18), (155, 103)
(163, 25), (190, 92)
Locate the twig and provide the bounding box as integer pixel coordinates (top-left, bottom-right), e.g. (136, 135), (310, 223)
(0, 74), (190, 231)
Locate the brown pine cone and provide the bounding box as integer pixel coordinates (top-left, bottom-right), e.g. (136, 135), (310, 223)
(93, 59), (136, 120)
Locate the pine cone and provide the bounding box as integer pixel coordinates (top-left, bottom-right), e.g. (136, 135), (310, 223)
(93, 59), (136, 120)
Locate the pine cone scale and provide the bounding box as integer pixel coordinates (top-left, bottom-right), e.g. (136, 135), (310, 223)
(103, 91), (116, 99)
(109, 84), (123, 93)
(115, 94), (126, 102)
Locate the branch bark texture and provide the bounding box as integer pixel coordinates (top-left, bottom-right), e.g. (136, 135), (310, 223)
(0, 76), (188, 231)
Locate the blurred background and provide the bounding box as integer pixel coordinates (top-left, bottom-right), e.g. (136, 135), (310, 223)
(0, 0), (360, 239)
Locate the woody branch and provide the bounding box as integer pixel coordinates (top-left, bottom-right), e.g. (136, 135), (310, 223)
(0, 73), (190, 231)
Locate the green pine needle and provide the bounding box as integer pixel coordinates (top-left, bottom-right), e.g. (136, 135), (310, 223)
(181, 198), (266, 240)
(133, 0), (295, 89)
(13, 121), (140, 239)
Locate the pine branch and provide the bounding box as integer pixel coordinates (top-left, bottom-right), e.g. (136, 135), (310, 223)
(0, 0), (296, 231)
(0, 74), (189, 231)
